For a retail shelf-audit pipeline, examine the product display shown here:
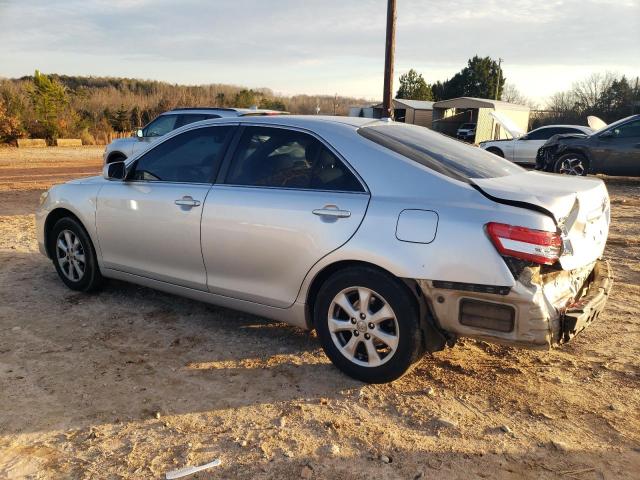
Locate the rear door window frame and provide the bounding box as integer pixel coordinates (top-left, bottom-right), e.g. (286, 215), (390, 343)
(217, 124), (369, 194)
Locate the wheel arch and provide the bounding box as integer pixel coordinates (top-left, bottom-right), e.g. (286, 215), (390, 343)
(304, 259), (449, 352)
(44, 208), (87, 259)
(106, 151), (127, 164)
(486, 146), (504, 157)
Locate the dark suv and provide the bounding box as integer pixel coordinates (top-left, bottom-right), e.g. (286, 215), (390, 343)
(536, 114), (640, 176)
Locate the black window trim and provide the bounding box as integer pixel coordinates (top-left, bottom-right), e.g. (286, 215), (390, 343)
(124, 122), (240, 186)
(216, 123), (370, 194)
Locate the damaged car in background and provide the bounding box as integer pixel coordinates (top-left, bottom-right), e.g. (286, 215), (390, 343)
(36, 116), (613, 383)
(537, 114), (640, 176)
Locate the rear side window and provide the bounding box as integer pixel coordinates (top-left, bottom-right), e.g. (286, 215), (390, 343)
(358, 123), (523, 180)
(225, 126), (364, 192)
(131, 126), (233, 183)
(177, 114), (219, 127)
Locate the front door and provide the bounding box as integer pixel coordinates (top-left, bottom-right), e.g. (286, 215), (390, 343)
(596, 119), (640, 176)
(201, 125), (370, 308)
(96, 125), (235, 290)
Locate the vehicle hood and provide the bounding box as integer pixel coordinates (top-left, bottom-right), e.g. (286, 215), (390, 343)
(473, 171), (610, 270)
(542, 133), (589, 148)
(489, 111), (525, 138)
(108, 137), (136, 153)
(66, 175), (105, 185)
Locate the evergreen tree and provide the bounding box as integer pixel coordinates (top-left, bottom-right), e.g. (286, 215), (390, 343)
(431, 56), (505, 101)
(27, 70), (70, 140)
(396, 69), (433, 101)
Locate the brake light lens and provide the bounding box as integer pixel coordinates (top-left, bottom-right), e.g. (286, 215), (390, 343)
(486, 222), (562, 265)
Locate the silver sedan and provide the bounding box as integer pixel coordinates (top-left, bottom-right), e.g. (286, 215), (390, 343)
(36, 116), (613, 383)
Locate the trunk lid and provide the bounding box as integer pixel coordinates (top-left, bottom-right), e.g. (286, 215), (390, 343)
(473, 171), (610, 270)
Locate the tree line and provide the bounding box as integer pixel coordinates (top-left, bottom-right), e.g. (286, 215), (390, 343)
(0, 71), (369, 144)
(1, 59), (639, 145)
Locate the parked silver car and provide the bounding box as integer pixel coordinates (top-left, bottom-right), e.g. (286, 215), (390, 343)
(480, 124), (593, 165)
(36, 116), (612, 383)
(103, 107), (284, 164)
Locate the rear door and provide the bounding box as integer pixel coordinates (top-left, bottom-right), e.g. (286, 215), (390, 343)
(201, 125), (370, 307)
(97, 125), (235, 290)
(596, 119), (640, 176)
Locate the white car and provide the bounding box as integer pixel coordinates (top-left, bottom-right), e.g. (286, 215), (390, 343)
(480, 124), (593, 165)
(103, 107), (284, 164)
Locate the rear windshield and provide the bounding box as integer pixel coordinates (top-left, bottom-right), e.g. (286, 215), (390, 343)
(358, 123), (523, 180)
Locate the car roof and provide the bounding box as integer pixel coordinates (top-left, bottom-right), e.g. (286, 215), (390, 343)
(534, 124), (592, 130)
(189, 114), (384, 130)
(161, 107), (285, 116)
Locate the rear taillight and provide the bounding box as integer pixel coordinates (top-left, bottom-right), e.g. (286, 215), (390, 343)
(486, 222), (562, 265)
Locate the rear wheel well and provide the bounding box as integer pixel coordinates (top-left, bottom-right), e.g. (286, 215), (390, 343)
(44, 208), (84, 258)
(306, 260), (448, 352)
(306, 261), (421, 327)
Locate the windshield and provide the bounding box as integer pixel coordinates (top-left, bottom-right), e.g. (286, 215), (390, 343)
(358, 123), (523, 180)
(592, 115), (638, 135)
(460, 123), (475, 129)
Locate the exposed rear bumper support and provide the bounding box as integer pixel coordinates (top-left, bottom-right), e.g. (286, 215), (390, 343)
(560, 259), (612, 343)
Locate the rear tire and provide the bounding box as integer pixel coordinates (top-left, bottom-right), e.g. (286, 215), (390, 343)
(486, 147), (504, 158)
(49, 217), (103, 292)
(554, 153), (588, 176)
(314, 267), (422, 383)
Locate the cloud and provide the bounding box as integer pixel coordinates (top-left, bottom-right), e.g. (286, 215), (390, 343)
(0, 0), (638, 99)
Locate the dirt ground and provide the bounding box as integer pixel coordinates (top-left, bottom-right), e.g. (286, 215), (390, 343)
(0, 147), (638, 480)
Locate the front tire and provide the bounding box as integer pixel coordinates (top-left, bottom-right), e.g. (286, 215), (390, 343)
(314, 267), (422, 383)
(554, 153), (588, 176)
(49, 217), (103, 292)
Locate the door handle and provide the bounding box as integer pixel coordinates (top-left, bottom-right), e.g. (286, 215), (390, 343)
(175, 196), (201, 207)
(312, 206), (351, 218)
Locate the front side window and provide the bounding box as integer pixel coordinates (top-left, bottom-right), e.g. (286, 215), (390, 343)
(225, 126), (364, 192)
(359, 123), (523, 180)
(610, 119), (640, 138)
(130, 126), (233, 183)
(142, 115), (179, 137)
(526, 127), (554, 140)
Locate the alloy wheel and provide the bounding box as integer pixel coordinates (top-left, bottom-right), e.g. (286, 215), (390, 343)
(558, 157), (585, 175)
(56, 229), (86, 281)
(327, 286), (399, 367)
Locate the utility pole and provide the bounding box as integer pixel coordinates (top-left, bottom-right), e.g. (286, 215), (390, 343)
(494, 58), (503, 100)
(382, 0), (396, 119)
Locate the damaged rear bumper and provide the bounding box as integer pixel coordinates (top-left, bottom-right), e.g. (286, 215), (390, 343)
(560, 260), (612, 343)
(417, 259), (613, 348)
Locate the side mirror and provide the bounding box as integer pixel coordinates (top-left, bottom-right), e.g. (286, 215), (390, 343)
(519, 135), (528, 141)
(103, 161), (126, 180)
(136, 129), (144, 138)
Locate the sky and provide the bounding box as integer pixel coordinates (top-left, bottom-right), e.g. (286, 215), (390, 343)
(0, 0), (639, 104)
